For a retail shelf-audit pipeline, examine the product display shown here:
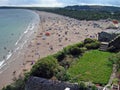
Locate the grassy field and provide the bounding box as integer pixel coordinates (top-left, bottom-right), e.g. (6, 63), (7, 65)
(68, 50), (113, 85)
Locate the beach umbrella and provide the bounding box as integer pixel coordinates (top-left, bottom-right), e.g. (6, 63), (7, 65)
(45, 32), (50, 36)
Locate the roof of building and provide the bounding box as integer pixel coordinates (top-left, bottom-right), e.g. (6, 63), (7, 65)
(103, 29), (120, 34)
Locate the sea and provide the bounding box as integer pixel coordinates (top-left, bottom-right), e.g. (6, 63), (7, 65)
(0, 9), (39, 72)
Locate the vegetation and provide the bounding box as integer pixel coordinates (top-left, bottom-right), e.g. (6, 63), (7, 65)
(2, 78), (25, 90)
(109, 52), (120, 70)
(2, 38), (113, 90)
(68, 50), (113, 85)
(35, 8), (120, 20)
(30, 56), (59, 79)
(84, 38), (101, 49)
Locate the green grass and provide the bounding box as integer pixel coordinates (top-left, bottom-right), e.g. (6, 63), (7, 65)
(68, 50), (113, 85)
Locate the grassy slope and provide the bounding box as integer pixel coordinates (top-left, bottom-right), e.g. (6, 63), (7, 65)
(68, 50), (113, 85)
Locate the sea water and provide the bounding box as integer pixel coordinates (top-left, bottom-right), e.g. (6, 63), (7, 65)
(0, 9), (39, 70)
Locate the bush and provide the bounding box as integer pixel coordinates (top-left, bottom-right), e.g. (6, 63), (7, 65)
(69, 47), (83, 56)
(84, 38), (96, 44)
(55, 66), (70, 81)
(2, 79), (25, 90)
(54, 51), (66, 62)
(109, 52), (120, 69)
(74, 42), (84, 48)
(63, 45), (74, 54)
(78, 81), (88, 90)
(85, 42), (100, 49)
(59, 55), (74, 69)
(79, 47), (87, 53)
(30, 56), (59, 79)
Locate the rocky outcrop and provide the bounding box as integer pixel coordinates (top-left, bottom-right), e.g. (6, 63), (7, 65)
(25, 76), (79, 90)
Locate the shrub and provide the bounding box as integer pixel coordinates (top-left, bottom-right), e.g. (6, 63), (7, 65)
(59, 55), (74, 69)
(2, 78), (25, 90)
(85, 41), (100, 49)
(54, 51), (66, 62)
(63, 45), (74, 54)
(74, 42), (84, 48)
(109, 52), (120, 69)
(91, 85), (98, 90)
(84, 38), (96, 44)
(30, 56), (59, 79)
(69, 47), (83, 56)
(78, 81), (88, 90)
(79, 47), (87, 53)
(55, 66), (70, 81)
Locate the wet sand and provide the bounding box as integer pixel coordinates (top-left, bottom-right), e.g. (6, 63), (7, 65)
(0, 11), (111, 89)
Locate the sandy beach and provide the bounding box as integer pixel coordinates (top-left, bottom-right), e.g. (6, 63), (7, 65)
(0, 11), (111, 89)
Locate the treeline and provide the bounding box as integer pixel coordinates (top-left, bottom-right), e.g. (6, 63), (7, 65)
(31, 7), (120, 20)
(27, 7), (120, 20)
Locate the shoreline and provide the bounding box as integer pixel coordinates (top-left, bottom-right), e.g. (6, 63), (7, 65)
(0, 10), (111, 89)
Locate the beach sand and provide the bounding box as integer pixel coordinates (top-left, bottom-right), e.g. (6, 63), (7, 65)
(0, 11), (111, 89)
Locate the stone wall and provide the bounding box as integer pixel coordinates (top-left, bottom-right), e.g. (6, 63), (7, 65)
(25, 77), (79, 90)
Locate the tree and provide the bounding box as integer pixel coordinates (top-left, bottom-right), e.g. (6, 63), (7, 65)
(30, 56), (59, 79)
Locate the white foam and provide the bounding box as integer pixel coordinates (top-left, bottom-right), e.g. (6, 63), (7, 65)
(14, 47), (20, 52)
(15, 34), (24, 46)
(0, 63), (6, 70)
(29, 24), (35, 30)
(6, 52), (12, 60)
(24, 23), (31, 34)
(0, 65), (8, 74)
(0, 60), (5, 69)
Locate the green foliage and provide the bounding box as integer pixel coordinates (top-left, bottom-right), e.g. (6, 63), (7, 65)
(74, 42), (84, 48)
(54, 66), (70, 81)
(2, 79), (25, 90)
(59, 55), (74, 69)
(54, 51), (66, 62)
(63, 45), (74, 54)
(69, 47), (83, 56)
(84, 38), (101, 49)
(85, 41), (100, 49)
(91, 85), (98, 90)
(36, 8), (120, 20)
(63, 45), (84, 56)
(109, 52), (120, 69)
(68, 50), (113, 85)
(84, 38), (96, 44)
(78, 81), (87, 90)
(30, 56), (59, 79)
